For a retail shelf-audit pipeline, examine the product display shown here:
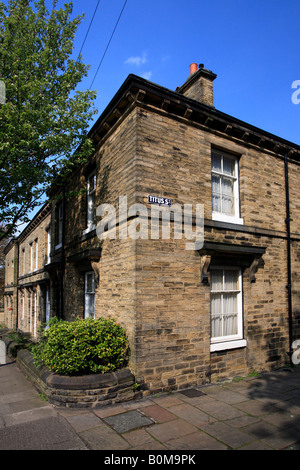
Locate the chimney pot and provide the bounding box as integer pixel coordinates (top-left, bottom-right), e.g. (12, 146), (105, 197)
(190, 63), (198, 75)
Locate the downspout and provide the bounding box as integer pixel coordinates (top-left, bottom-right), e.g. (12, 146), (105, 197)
(61, 187), (66, 319)
(15, 241), (19, 331)
(284, 153), (293, 367)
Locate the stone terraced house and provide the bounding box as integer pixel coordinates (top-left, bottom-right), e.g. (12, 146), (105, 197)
(4, 64), (300, 393)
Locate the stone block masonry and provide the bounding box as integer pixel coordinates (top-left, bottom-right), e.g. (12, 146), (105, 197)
(4, 67), (300, 395)
(17, 349), (136, 408)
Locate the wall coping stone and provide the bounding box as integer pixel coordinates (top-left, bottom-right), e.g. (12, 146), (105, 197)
(16, 349), (136, 408)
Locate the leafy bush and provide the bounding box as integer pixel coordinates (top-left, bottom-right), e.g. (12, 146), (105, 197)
(32, 317), (129, 376)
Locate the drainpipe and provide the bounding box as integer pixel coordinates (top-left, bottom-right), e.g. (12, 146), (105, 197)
(61, 187), (66, 319)
(284, 153), (293, 367)
(15, 241), (19, 331)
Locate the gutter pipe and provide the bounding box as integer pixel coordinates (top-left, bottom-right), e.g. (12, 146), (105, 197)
(284, 153), (293, 367)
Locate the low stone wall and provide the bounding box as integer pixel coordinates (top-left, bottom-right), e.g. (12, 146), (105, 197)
(17, 349), (137, 408)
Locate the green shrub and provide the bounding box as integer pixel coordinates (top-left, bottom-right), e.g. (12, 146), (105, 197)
(32, 317), (129, 376)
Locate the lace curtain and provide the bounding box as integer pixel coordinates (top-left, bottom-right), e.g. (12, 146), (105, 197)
(211, 269), (239, 338)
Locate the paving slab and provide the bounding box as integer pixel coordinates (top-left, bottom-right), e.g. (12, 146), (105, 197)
(94, 404), (127, 418)
(130, 440), (167, 450)
(199, 421), (256, 449)
(3, 405), (57, 427)
(165, 430), (228, 450)
(225, 414), (261, 428)
(147, 418), (198, 442)
(208, 389), (249, 404)
(103, 410), (154, 434)
(0, 416), (88, 450)
(175, 391), (216, 406)
(121, 399), (154, 410)
(151, 394), (184, 408)
(79, 422), (130, 450)
(0, 389), (37, 404)
(262, 409), (300, 429)
(238, 441), (274, 450)
(168, 402), (214, 426)
(241, 420), (278, 441)
(234, 399), (280, 417)
(179, 388), (206, 398)
(241, 411), (300, 450)
(66, 412), (103, 433)
(196, 400), (247, 421)
(122, 427), (168, 449)
(141, 404), (177, 423)
(122, 427), (159, 446)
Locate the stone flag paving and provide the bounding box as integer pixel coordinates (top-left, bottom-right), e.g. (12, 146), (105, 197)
(1, 357), (300, 450)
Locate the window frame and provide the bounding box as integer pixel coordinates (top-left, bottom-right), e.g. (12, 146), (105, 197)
(34, 238), (38, 271)
(84, 271), (95, 319)
(46, 228), (51, 265)
(83, 170), (97, 235)
(55, 202), (63, 250)
(21, 248), (25, 275)
(45, 287), (51, 325)
(29, 242), (33, 273)
(20, 290), (25, 321)
(210, 266), (246, 352)
(211, 149), (244, 225)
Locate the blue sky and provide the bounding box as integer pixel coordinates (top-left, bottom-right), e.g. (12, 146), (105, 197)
(64, 0), (300, 146)
(3, 0), (300, 144)
(3, 0), (300, 230)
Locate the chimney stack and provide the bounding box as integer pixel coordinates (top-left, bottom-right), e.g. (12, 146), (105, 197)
(177, 63), (217, 107)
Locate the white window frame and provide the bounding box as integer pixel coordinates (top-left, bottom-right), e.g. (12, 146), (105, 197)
(83, 171), (96, 235)
(29, 290), (33, 333)
(21, 291), (25, 321)
(46, 229), (51, 264)
(84, 271), (95, 319)
(33, 290), (37, 337)
(55, 203), (63, 250)
(21, 248), (25, 275)
(211, 149), (243, 225)
(29, 242), (33, 273)
(34, 238), (38, 271)
(45, 287), (51, 325)
(210, 266), (246, 352)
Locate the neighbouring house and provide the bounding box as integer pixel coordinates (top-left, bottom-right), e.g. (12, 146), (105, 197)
(0, 233), (7, 322)
(4, 64), (300, 393)
(0, 268), (4, 324)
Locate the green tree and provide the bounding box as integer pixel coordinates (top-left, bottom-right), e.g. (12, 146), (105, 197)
(0, 0), (97, 241)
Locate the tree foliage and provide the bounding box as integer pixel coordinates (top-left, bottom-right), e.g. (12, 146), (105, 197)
(0, 0), (97, 240)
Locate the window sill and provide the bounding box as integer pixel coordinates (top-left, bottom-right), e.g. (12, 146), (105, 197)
(210, 339), (247, 352)
(212, 212), (244, 225)
(82, 225), (96, 236)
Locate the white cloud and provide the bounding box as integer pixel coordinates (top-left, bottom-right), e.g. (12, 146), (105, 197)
(124, 52), (147, 67)
(161, 54), (170, 63)
(141, 71), (152, 80)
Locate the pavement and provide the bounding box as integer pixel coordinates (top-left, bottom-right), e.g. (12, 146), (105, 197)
(1, 357), (300, 451)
